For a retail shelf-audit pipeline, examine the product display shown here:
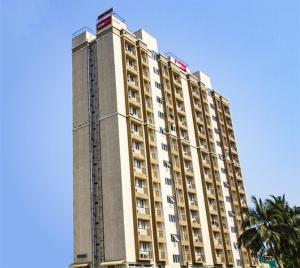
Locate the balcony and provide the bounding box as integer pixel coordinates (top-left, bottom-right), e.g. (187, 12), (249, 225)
(152, 170), (160, 181)
(147, 114), (155, 125)
(125, 45), (136, 58)
(187, 181), (195, 190)
(138, 228), (151, 240)
(183, 150), (191, 159)
(158, 251), (166, 260)
(150, 152), (158, 163)
(129, 91), (140, 104)
(183, 252), (191, 262)
(149, 134), (156, 144)
(145, 101), (153, 112)
(132, 147), (145, 159)
(136, 206), (150, 216)
(175, 177), (182, 186)
(214, 237), (223, 246)
(191, 217), (201, 225)
(180, 232), (189, 243)
(211, 220), (220, 230)
(177, 195), (185, 206)
(206, 188), (215, 197)
(127, 77), (139, 88)
(177, 105), (186, 114)
(216, 255), (225, 263)
(189, 199), (198, 207)
(142, 69), (150, 80)
(185, 166), (193, 175)
(141, 55), (148, 66)
(134, 166), (146, 177)
(139, 250), (153, 260)
(135, 185), (148, 196)
(195, 254), (205, 263)
(131, 129), (143, 141)
(155, 209), (163, 221)
(209, 204), (218, 213)
(175, 90), (184, 100)
(144, 84), (152, 96)
(153, 188), (161, 200)
(130, 110), (142, 120)
(127, 61), (138, 73)
(179, 213), (187, 223)
(202, 158), (210, 168)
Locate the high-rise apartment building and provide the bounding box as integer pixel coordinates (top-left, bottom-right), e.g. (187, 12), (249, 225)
(71, 9), (256, 268)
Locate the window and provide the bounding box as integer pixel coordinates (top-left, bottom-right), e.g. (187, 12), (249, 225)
(163, 160), (170, 168)
(207, 89), (212, 96)
(130, 107), (138, 116)
(223, 181), (230, 188)
(158, 111), (164, 118)
(161, 143), (168, 151)
(210, 103), (216, 109)
(173, 254), (180, 263)
(133, 141), (140, 150)
(226, 196), (232, 202)
(134, 159), (141, 168)
(171, 234), (179, 242)
(236, 259), (242, 266)
(153, 67), (160, 75)
(221, 167), (226, 173)
(132, 124), (138, 132)
(140, 241), (148, 251)
(170, 124), (176, 132)
(228, 211), (235, 217)
(159, 127), (166, 134)
(231, 226), (237, 233)
(167, 196), (175, 204)
(165, 177), (172, 185)
(137, 199), (145, 208)
(216, 141), (222, 146)
(218, 154), (224, 161)
(136, 179), (143, 188)
(156, 96), (163, 104)
(212, 115), (217, 121)
(214, 128), (220, 134)
(138, 219), (146, 229)
(169, 214), (176, 222)
(233, 242), (239, 249)
(151, 50), (157, 60)
(155, 81), (161, 89)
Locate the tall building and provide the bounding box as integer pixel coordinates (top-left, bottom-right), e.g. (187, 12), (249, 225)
(71, 9), (256, 268)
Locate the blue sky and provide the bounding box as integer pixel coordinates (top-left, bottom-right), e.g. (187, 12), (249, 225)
(0, 0), (299, 267)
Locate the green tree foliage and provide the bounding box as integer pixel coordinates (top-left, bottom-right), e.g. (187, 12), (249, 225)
(238, 195), (300, 268)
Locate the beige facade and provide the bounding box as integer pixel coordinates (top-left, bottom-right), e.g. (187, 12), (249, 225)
(71, 10), (256, 268)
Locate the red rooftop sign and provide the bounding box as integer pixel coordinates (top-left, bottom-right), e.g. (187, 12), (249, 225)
(97, 8), (113, 21)
(175, 59), (187, 72)
(96, 16), (112, 31)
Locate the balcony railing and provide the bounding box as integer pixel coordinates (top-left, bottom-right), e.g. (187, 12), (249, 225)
(189, 199), (198, 206)
(134, 166), (146, 175)
(139, 250), (152, 259)
(138, 228), (151, 236)
(137, 206), (150, 215)
(135, 186), (148, 195)
(132, 147), (144, 156)
(131, 129), (143, 139)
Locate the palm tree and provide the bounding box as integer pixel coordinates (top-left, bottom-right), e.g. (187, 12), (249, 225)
(238, 196), (283, 268)
(239, 195), (300, 268)
(266, 195), (300, 267)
